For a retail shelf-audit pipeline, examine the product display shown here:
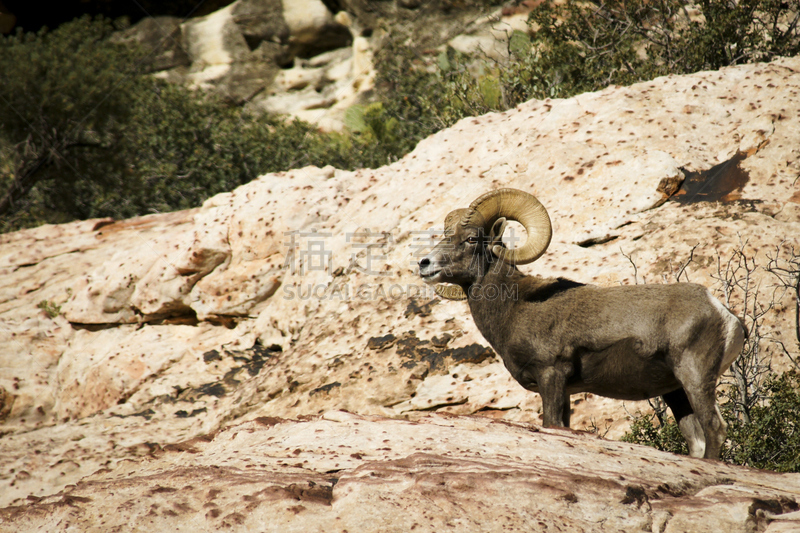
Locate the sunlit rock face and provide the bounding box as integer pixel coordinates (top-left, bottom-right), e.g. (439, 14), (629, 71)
(0, 57), (799, 529)
(4, 413), (800, 533)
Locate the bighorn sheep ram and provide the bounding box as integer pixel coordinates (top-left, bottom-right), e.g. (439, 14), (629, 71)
(418, 189), (745, 459)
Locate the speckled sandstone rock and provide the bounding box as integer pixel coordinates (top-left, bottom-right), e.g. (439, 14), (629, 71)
(0, 58), (799, 526)
(2, 414), (799, 533)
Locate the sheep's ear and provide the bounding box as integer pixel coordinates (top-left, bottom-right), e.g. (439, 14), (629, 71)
(489, 217), (507, 243)
(489, 217), (507, 256)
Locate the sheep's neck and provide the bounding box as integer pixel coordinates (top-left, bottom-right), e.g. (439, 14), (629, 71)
(465, 262), (522, 349)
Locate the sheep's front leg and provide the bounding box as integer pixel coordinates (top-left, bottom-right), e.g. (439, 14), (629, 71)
(538, 368), (570, 427)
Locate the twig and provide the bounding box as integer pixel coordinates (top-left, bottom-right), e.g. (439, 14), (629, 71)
(674, 243), (698, 282)
(620, 247), (640, 284)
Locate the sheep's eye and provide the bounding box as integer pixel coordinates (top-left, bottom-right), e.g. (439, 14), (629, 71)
(465, 236), (479, 245)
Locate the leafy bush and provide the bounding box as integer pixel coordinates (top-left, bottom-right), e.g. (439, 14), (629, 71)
(0, 16), (144, 230)
(95, 81), (355, 219)
(352, 38), (459, 165)
(37, 299), (62, 318)
(621, 409), (689, 456)
(3, 1), (800, 232)
(723, 371), (800, 472)
(0, 16), (357, 232)
(354, 0), (800, 172)
(526, 0), (800, 98)
(623, 372), (800, 472)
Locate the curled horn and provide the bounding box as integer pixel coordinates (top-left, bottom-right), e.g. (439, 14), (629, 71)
(444, 208), (471, 231)
(463, 188), (552, 265)
(436, 208), (472, 300)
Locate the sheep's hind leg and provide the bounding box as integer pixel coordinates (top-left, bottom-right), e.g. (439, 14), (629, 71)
(693, 401), (726, 460)
(663, 388), (705, 458)
(672, 369), (727, 460)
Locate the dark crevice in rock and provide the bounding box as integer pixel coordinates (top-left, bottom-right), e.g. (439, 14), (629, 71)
(112, 408), (156, 421)
(476, 405), (515, 413)
(415, 398), (469, 411)
(175, 408), (207, 418)
(309, 382), (342, 396)
(577, 234), (619, 248)
(366, 333), (397, 351)
(293, 24), (353, 59)
(70, 322), (120, 332)
(404, 299), (438, 318)
(203, 349), (222, 363)
(254, 416), (286, 427)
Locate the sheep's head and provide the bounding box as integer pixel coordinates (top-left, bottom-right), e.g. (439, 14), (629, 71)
(418, 189), (552, 300)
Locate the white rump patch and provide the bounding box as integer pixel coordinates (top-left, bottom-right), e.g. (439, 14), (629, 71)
(707, 291), (745, 373)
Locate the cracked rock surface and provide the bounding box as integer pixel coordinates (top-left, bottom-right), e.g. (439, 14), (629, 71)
(1, 58), (800, 529)
(2, 414), (799, 533)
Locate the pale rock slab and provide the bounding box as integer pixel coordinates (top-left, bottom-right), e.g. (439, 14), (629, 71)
(61, 211), (199, 323)
(282, 0), (335, 47)
(181, 3), (241, 86)
(0, 60), (799, 525)
(54, 325), (192, 420)
(1, 415), (799, 532)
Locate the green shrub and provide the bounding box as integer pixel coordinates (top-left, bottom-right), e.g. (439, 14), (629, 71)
(97, 81), (356, 219)
(0, 15), (144, 230)
(621, 410), (689, 456)
(0, 16), (358, 231)
(352, 0), (800, 172)
(623, 372), (800, 472)
(352, 38), (459, 166)
(3, 2), (799, 232)
(526, 0), (800, 98)
(722, 371), (800, 472)
(37, 299), (62, 318)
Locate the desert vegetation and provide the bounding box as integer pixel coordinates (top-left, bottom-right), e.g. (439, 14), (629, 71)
(3, 0), (799, 231)
(621, 243), (800, 472)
